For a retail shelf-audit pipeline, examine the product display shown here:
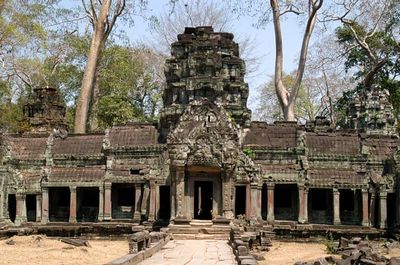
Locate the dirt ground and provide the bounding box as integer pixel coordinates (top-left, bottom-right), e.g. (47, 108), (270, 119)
(0, 235), (128, 265)
(260, 240), (332, 265)
(260, 240), (400, 265)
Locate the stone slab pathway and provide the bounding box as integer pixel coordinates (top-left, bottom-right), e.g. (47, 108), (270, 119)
(139, 240), (237, 265)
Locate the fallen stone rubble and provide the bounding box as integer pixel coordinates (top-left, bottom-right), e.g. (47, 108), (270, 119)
(294, 237), (400, 265)
(229, 225), (274, 265)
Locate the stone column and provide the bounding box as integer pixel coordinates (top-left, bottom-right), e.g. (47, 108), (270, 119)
(103, 182), (112, 221)
(15, 194), (27, 226)
(170, 180), (176, 220)
(361, 189), (369, 226)
(36, 194), (42, 222)
(222, 174), (234, 219)
(266, 183), (275, 223)
(333, 189), (341, 225)
(133, 184), (142, 222)
(250, 185), (262, 219)
(155, 185), (160, 220)
(245, 184), (251, 219)
(0, 193), (3, 222)
(175, 168), (187, 221)
(304, 187), (309, 223)
(41, 187), (49, 224)
(298, 184), (307, 224)
(370, 192), (376, 227)
(148, 182), (156, 222)
(379, 191), (387, 229)
(141, 183), (150, 216)
(98, 186), (104, 221)
(69, 186), (77, 223)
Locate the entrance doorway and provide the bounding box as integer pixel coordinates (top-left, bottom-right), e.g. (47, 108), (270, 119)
(26, 194), (37, 222)
(194, 181), (213, 220)
(8, 194), (16, 223)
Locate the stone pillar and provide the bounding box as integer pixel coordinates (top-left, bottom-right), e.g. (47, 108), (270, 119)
(148, 182), (156, 222)
(304, 187), (309, 223)
(133, 184), (142, 222)
(104, 182), (112, 221)
(333, 189), (341, 225)
(141, 183), (150, 216)
(155, 185), (160, 220)
(36, 194), (42, 222)
(245, 184), (251, 219)
(41, 187), (49, 224)
(15, 194), (27, 226)
(170, 180), (176, 220)
(379, 191), (387, 229)
(361, 189), (369, 226)
(222, 174), (234, 219)
(298, 184), (307, 224)
(266, 183), (275, 223)
(69, 186), (77, 223)
(250, 185), (262, 219)
(0, 193), (3, 222)
(370, 192), (376, 226)
(175, 168), (187, 221)
(98, 186), (104, 221)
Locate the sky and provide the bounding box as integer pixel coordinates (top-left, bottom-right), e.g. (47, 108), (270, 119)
(119, 0), (307, 112)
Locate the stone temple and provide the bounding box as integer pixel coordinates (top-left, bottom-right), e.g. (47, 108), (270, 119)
(0, 26), (399, 233)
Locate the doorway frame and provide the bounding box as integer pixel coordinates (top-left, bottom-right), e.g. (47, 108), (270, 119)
(186, 168), (222, 221)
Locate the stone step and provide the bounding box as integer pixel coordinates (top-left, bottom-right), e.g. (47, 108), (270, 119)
(168, 226), (231, 234)
(172, 233), (230, 240)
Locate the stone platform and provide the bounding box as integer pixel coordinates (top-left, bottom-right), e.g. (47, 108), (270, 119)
(138, 240), (237, 265)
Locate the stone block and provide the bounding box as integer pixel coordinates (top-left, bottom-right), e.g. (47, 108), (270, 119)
(237, 245), (248, 256)
(389, 257), (400, 265)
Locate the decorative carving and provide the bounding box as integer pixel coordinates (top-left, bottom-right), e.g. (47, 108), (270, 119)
(167, 99), (240, 169)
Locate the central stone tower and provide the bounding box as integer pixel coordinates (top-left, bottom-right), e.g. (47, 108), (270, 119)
(159, 26), (252, 141)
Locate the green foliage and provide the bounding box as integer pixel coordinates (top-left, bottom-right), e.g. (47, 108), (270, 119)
(95, 43), (162, 129)
(243, 148), (256, 158)
(255, 73), (319, 122)
(323, 232), (337, 255)
(335, 4), (400, 122)
(0, 101), (31, 133)
(97, 95), (140, 128)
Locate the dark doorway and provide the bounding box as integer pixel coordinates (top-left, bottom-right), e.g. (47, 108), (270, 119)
(194, 181), (213, 220)
(274, 184), (298, 221)
(261, 184), (268, 220)
(309, 188), (333, 224)
(387, 193), (395, 228)
(8, 194), (16, 223)
(49, 187), (70, 222)
(26, 194), (37, 222)
(112, 184), (135, 219)
(235, 186), (246, 217)
(77, 187), (99, 222)
(159, 185), (171, 220)
(340, 189), (361, 225)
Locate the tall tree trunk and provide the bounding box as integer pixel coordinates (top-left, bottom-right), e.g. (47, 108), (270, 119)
(270, 0), (323, 121)
(88, 66), (100, 132)
(74, 0), (111, 134)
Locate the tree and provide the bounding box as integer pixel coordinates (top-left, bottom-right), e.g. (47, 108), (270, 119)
(334, 0), (399, 88)
(229, 0), (323, 121)
(95, 43), (163, 129)
(255, 73), (320, 123)
(303, 35), (356, 125)
(74, 0), (126, 134)
(270, 0), (323, 121)
(332, 0), (400, 118)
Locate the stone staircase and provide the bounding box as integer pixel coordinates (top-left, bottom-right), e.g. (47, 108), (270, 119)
(168, 220), (231, 240)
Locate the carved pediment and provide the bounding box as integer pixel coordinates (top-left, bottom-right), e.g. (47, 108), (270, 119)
(167, 100), (239, 167)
